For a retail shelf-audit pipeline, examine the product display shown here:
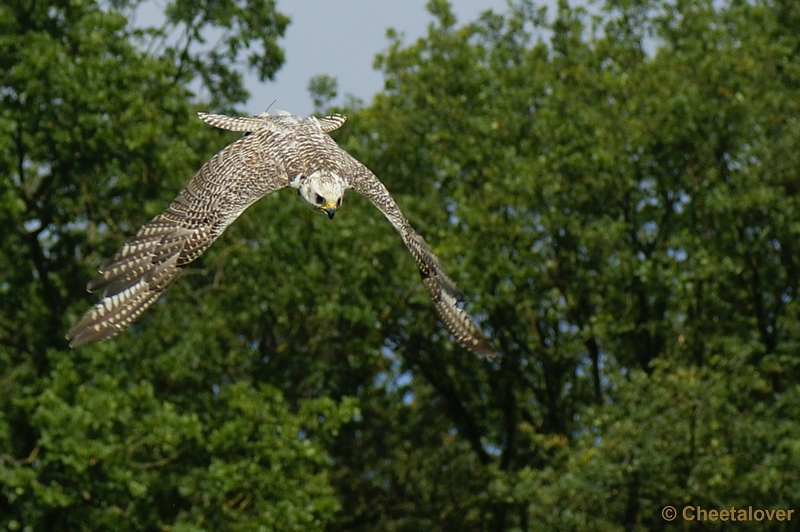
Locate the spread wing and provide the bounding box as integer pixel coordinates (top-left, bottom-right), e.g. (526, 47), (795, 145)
(67, 118), (289, 348)
(345, 156), (495, 359)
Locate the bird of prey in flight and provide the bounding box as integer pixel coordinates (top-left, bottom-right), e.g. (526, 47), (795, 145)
(67, 110), (494, 358)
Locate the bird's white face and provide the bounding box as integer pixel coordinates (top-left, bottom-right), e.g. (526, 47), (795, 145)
(296, 171), (347, 219)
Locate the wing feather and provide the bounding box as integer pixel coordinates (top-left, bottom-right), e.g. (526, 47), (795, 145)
(346, 158), (495, 359)
(69, 109), (493, 357)
(67, 126), (289, 348)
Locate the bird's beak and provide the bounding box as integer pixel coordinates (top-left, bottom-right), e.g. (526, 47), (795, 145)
(322, 201), (338, 220)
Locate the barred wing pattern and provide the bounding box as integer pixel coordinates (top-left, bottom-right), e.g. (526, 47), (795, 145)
(68, 110), (494, 358)
(346, 159), (495, 359)
(67, 125), (290, 347)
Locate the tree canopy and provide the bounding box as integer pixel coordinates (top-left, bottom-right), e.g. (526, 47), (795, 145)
(2, 0), (800, 530)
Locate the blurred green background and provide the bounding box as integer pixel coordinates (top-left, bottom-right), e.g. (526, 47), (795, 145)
(2, 0), (800, 529)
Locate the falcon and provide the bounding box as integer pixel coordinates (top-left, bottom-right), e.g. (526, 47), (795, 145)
(67, 110), (495, 358)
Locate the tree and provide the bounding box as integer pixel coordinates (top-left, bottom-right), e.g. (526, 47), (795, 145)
(1, 1), (356, 530)
(327, 0), (800, 529)
(3, 0), (800, 530)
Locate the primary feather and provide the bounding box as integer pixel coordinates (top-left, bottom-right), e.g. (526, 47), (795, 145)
(68, 110), (494, 358)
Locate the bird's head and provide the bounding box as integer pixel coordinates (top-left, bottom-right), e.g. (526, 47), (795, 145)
(296, 171), (347, 219)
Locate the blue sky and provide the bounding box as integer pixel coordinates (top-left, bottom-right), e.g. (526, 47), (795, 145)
(258, 0), (515, 116)
(138, 1), (576, 116)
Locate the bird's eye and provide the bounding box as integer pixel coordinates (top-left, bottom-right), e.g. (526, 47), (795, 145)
(315, 194), (325, 205)
(336, 198), (342, 207)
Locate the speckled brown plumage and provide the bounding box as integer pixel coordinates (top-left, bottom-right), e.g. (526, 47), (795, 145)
(67, 110), (494, 358)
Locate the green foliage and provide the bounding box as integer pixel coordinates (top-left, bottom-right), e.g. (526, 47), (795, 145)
(308, 75), (339, 113)
(0, 0), (354, 529)
(332, 0), (800, 529)
(161, 0), (289, 106)
(4, 352), (352, 530)
(3, 0), (800, 530)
